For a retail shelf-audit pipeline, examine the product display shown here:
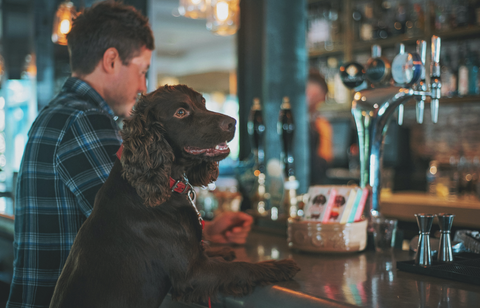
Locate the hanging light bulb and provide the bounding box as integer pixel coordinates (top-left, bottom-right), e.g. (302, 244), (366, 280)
(178, 0), (208, 19)
(52, 1), (77, 45)
(22, 54), (37, 79)
(206, 0), (240, 36)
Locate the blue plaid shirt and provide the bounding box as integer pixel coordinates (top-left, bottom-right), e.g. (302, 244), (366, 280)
(7, 77), (122, 308)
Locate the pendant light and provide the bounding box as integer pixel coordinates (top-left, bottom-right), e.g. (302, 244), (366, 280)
(52, 1), (77, 45)
(178, 0), (208, 19)
(206, 0), (240, 36)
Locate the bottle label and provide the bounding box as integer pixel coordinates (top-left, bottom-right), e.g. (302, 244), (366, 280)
(360, 24), (373, 41)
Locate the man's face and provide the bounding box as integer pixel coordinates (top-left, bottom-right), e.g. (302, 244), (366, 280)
(306, 81), (326, 113)
(108, 46), (152, 117)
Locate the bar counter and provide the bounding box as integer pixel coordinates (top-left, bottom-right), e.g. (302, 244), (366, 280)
(160, 230), (480, 308)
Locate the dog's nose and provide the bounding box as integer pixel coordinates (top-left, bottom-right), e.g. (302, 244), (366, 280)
(220, 116), (236, 132)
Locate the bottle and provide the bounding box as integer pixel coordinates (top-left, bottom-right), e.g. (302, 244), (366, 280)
(414, 3), (425, 35)
(360, 3), (374, 41)
(456, 0), (469, 27)
(448, 0), (458, 29)
(476, 0), (480, 25)
(373, 1), (390, 40)
(333, 60), (350, 104)
(307, 4), (330, 51)
(434, 1), (449, 32)
(405, 1), (416, 37)
(467, 49), (479, 95)
(352, 7), (362, 41)
(440, 53), (455, 97)
(458, 47), (469, 96)
(392, 1), (407, 36)
(326, 57), (338, 101)
(328, 3), (341, 48)
(468, 0), (477, 25)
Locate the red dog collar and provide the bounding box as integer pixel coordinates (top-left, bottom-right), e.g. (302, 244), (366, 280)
(116, 144), (204, 229)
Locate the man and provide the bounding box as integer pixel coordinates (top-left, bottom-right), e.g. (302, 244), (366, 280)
(7, 2), (251, 307)
(307, 68), (333, 185)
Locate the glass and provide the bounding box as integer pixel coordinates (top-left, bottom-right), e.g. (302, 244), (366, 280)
(373, 218), (397, 252)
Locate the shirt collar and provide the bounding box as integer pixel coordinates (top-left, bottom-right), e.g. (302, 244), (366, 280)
(61, 77), (116, 118)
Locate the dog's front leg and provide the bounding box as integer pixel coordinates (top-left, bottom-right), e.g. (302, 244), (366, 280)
(170, 254), (300, 304)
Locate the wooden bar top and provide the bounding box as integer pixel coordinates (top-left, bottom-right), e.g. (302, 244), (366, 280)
(380, 192), (480, 229)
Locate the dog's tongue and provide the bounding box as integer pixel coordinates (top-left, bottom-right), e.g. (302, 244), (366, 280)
(185, 142), (230, 156)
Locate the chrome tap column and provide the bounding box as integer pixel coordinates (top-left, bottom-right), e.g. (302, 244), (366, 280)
(346, 36), (441, 214)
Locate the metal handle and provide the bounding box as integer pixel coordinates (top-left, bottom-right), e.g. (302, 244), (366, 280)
(415, 40), (427, 124)
(430, 36), (441, 124)
(371, 44), (381, 58)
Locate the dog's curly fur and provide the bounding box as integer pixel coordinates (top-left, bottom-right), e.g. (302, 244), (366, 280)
(49, 85), (300, 308)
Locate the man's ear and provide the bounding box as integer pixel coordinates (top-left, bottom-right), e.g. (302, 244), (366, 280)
(102, 47), (121, 74)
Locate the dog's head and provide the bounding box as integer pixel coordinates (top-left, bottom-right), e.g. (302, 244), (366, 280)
(120, 84), (236, 207)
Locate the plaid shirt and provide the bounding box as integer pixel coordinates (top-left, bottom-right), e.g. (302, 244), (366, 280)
(7, 77), (122, 308)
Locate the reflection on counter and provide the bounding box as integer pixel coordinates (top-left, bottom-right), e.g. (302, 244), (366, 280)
(211, 231), (480, 308)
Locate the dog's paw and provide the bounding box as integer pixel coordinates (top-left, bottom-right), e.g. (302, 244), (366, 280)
(259, 259), (301, 282)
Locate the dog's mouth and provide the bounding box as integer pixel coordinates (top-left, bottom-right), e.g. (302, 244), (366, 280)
(184, 141), (230, 157)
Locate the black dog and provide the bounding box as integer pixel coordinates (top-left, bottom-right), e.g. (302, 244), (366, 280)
(49, 85), (300, 308)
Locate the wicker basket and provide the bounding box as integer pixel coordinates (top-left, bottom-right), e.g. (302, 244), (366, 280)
(287, 218), (368, 253)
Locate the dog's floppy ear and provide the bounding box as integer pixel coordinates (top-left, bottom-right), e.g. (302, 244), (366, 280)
(121, 103), (174, 207)
(186, 161), (219, 187)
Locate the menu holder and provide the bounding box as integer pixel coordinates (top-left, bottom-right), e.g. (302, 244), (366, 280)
(304, 185), (367, 223)
(290, 185), (368, 253)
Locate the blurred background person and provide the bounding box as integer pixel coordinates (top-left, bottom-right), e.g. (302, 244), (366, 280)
(307, 68), (333, 185)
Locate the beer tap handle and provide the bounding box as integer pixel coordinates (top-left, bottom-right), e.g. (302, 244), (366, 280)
(397, 43), (405, 126)
(416, 40), (427, 124)
(430, 36), (441, 124)
(398, 104), (404, 126)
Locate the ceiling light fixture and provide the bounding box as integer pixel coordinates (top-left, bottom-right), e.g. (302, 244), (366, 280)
(206, 0), (240, 36)
(52, 1), (77, 45)
(178, 0), (208, 19)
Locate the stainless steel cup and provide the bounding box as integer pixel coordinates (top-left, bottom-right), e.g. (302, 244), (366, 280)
(415, 213), (436, 267)
(437, 213), (455, 263)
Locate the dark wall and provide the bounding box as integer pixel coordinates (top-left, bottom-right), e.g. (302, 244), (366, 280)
(238, 0), (309, 194)
(2, 0), (35, 80)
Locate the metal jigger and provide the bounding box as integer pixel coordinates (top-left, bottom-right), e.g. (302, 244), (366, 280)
(437, 213), (455, 262)
(415, 213), (436, 267)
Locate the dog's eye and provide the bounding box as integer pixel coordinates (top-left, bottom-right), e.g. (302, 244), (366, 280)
(174, 108), (189, 118)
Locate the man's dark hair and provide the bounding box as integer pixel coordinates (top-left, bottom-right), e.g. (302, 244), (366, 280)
(67, 1), (155, 75)
(308, 68), (328, 94)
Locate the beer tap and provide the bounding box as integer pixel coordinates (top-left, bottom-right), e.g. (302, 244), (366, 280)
(278, 97), (298, 218)
(247, 98), (268, 215)
(343, 36), (442, 215)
